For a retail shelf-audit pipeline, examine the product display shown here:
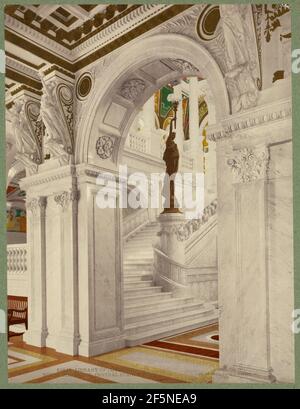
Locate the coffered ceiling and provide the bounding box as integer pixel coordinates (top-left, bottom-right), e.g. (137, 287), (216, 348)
(5, 4), (193, 93)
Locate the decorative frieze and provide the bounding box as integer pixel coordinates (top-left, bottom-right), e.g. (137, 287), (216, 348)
(227, 146), (269, 183)
(207, 99), (292, 142)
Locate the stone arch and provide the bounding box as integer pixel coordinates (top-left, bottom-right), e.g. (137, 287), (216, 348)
(76, 33), (229, 167)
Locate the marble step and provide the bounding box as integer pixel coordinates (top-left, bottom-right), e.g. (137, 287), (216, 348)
(124, 256), (153, 263)
(125, 306), (216, 336)
(125, 301), (206, 325)
(124, 280), (153, 289)
(125, 292), (173, 305)
(125, 312), (219, 346)
(125, 296), (195, 314)
(124, 273), (153, 282)
(124, 286), (162, 297)
(124, 264), (152, 272)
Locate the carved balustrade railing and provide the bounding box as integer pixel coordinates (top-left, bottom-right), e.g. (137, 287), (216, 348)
(123, 208), (150, 240)
(153, 247), (217, 301)
(7, 244), (28, 276)
(127, 132), (149, 154)
(175, 199), (217, 242)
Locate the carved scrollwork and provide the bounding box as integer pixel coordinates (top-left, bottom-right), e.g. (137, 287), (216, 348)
(40, 78), (74, 160)
(96, 135), (114, 159)
(227, 147), (269, 183)
(119, 78), (146, 101)
(9, 98), (43, 174)
(175, 199), (218, 241)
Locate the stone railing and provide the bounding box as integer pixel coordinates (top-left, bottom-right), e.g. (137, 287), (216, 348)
(123, 208), (149, 240)
(7, 244), (28, 275)
(153, 247), (217, 302)
(176, 199), (217, 241)
(127, 132), (149, 154)
(7, 243), (28, 296)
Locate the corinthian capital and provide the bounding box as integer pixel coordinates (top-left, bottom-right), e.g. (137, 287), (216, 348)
(227, 146), (269, 184)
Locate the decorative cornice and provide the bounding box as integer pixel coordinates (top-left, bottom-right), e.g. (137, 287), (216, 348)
(19, 165), (76, 190)
(6, 56), (40, 81)
(207, 98), (292, 142)
(73, 5), (171, 56)
(227, 146), (269, 183)
(5, 15), (73, 60)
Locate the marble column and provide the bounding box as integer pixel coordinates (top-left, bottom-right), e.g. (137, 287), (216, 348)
(22, 196), (47, 347)
(188, 77), (201, 172)
(210, 99), (294, 383)
(173, 84), (184, 163)
(77, 167), (125, 357)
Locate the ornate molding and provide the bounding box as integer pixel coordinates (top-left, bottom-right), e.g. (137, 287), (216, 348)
(96, 135), (115, 159)
(19, 165), (77, 190)
(119, 78), (146, 101)
(73, 5), (171, 56)
(164, 58), (199, 74)
(175, 199), (218, 241)
(5, 15), (73, 60)
(207, 99), (292, 142)
(227, 147), (269, 183)
(54, 190), (80, 210)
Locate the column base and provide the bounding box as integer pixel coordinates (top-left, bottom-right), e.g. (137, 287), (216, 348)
(46, 332), (80, 356)
(78, 335), (126, 357)
(213, 366), (277, 384)
(23, 328), (48, 348)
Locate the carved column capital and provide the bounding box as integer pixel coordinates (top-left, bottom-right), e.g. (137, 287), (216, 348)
(227, 146), (270, 184)
(27, 196), (47, 215)
(54, 189), (80, 211)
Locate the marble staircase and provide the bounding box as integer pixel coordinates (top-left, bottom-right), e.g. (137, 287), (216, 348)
(123, 222), (218, 346)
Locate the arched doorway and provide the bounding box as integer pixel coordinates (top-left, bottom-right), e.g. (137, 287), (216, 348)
(73, 33), (229, 357)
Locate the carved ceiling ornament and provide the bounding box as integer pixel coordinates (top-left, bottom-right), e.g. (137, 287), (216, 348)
(96, 135), (115, 159)
(169, 59), (199, 74)
(119, 78), (146, 101)
(227, 146), (269, 184)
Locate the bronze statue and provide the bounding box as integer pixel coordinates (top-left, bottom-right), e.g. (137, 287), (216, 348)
(162, 101), (181, 213)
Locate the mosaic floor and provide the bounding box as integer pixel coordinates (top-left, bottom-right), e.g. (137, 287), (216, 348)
(8, 324), (219, 384)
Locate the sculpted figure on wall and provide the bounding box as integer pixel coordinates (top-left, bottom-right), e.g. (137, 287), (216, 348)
(220, 5), (259, 113)
(9, 100), (42, 174)
(40, 80), (69, 160)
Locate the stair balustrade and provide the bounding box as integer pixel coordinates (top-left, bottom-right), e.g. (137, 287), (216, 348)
(153, 247), (217, 302)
